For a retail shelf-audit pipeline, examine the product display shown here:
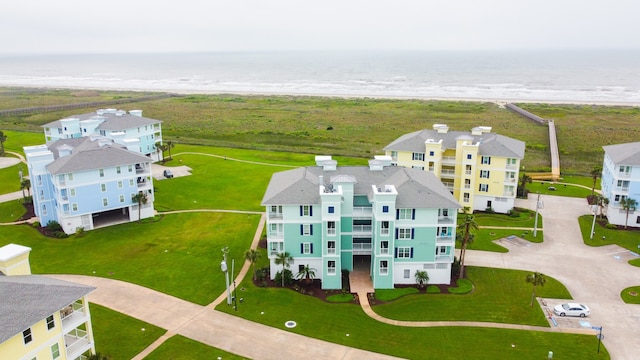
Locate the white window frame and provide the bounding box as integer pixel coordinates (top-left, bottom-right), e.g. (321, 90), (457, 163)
(52, 343), (60, 359)
(412, 152), (425, 161)
(480, 170), (490, 178)
(103, 198), (108, 207)
(398, 228), (412, 240)
(404, 269), (410, 279)
(398, 208), (412, 219)
(118, 181), (123, 189)
(302, 205), (311, 216)
(101, 183), (107, 192)
(302, 242), (312, 254)
(46, 315), (55, 330)
(398, 247), (411, 258)
(327, 260), (336, 275)
(302, 224), (311, 236)
(72, 203), (78, 211)
(328, 241), (336, 255)
(380, 221), (390, 235)
(116, 166), (121, 174)
(69, 188), (76, 197)
(380, 260), (388, 275)
(380, 241), (389, 255)
(99, 169), (104, 177)
(68, 173), (74, 181)
(327, 221), (336, 235)
(23, 328), (32, 344)
(119, 194), (125, 203)
(481, 156), (491, 165)
(463, 193), (470, 203)
(479, 184), (489, 192)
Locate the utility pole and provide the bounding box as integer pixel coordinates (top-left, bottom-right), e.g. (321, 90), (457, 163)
(221, 247), (232, 305)
(533, 192), (542, 237)
(590, 204), (598, 239)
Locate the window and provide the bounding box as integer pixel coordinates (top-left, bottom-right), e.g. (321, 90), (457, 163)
(465, 164), (472, 175)
(397, 247), (412, 258)
(328, 260), (336, 274)
(382, 205), (389, 213)
(467, 154), (472, 160)
(327, 221), (336, 235)
(270, 205), (282, 214)
(507, 158), (517, 165)
(463, 193), (470, 203)
(328, 241), (336, 254)
(51, 343), (60, 359)
(404, 269), (410, 278)
(300, 205), (312, 216)
(479, 184), (489, 192)
(72, 203), (78, 211)
(129, 179), (135, 187)
(380, 260), (388, 275)
(381, 221), (390, 235)
(23, 328), (32, 344)
(397, 228), (413, 240)
(118, 181), (123, 189)
(101, 183), (107, 192)
(70, 188), (76, 197)
(380, 241), (389, 254)
(328, 206), (334, 214)
(436, 246), (447, 255)
(480, 170), (490, 178)
(412, 152), (425, 161)
(46, 315), (55, 330)
(301, 242), (313, 254)
(481, 156), (491, 165)
(68, 173), (73, 181)
(614, 195), (621, 202)
(412, 166), (425, 170)
(637, 216), (640, 224)
(429, 151), (435, 156)
(128, 165), (133, 173)
(119, 194), (125, 203)
(116, 166), (121, 174)
(397, 208), (414, 220)
(38, 175), (42, 186)
(99, 169), (104, 177)
(301, 224), (312, 236)
(103, 198), (108, 207)
(42, 204), (47, 215)
(441, 209), (449, 217)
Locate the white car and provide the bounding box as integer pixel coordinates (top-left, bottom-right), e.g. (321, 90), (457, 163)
(553, 303), (590, 317)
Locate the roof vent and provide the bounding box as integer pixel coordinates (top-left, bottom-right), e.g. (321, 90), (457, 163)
(472, 126), (492, 135)
(433, 124), (449, 133)
(129, 110), (143, 117)
(315, 156), (337, 171)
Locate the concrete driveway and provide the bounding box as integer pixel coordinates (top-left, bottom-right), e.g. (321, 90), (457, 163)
(466, 195), (640, 360)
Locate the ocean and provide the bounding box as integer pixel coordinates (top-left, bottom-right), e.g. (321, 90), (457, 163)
(0, 50), (639, 105)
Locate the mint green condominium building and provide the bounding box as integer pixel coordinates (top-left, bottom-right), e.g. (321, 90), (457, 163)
(262, 156), (461, 290)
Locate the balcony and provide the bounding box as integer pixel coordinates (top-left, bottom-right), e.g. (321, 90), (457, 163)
(440, 169), (456, 179)
(615, 186), (629, 193)
(352, 224), (372, 236)
(436, 235), (455, 245)
(268, 212), (283, 220)
(436, 254), (454, 262)
(618, 172), (631, 179)
(352, 207), (372, 218)
(380, 247), (390, 255)
(441, 156), (457, 165)
(64, 328), (92, 360)
(443, 183), (454, 192)
(438, 216), (455, 224)
(269, 242), (284, 256)
(268, 231), (283, 240)
(327, 248), (337, 255)
(503, 191), (515, 197)
(352, 242), (372, 255)
(61, 302), (88, 332)
(504, 177), (517, 184)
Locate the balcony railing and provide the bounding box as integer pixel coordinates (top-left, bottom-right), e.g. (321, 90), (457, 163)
(380, 248), (390, 255)
(438, 216), (455, 224)
(504, 177), (517, 184)
(436, 254), (454, 262)
(440, 169), (456, 178)
(464, 184), (471, 189)
(436, 235), (455, 244)
(465, 170), (472, 175)
(268, 231), (283, 239)
(441, 156), (456, 165)
(65, 328), (92, 360)
(618, 172), (631, 178)
(327, 229), (336, 236)
(615, 186), (629, 192)
(268, 212), (283, 219)
(327, 248), (336, 255)
(503, 191), (515, 197)
(352, 224), (372, 234)
(352, 207), (372, 218)
(352, 242), (372, 254)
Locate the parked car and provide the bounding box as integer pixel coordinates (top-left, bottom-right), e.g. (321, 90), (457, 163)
(163, 169), (174, 178)
(553, 303), (590, 317)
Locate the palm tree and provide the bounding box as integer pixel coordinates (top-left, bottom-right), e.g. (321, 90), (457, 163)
(296, 264), (317, 284)
(244, 249), (261, 281)
(525, 271), (547, 306)
(518, 173), (532, 198)
(457, 209), (478, 280)
(590, 166), (602, 196)
(621, 197), (638, 229)
(155, 142), (168, 163)
(0, 130), (6, 156)
(20, 178), (31, 202)
(594, 195), (609, 219)
(166, 140), (175, 160)
(274, 252), (293, 287)
(415, 270), (429, 289)
(132, 191), (148, 222)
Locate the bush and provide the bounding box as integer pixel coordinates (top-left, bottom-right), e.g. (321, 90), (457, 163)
(606, 224), (617, 229)
(426, 285), (441, 294)
(448, 279), (473, 294)
(54, 231), (68, 239)
(508, 209), (520, 218)
(32, 221), (40, 228)
(75, 227), (85, 237)
(46, 220), (63, 232)
(274, 269), (293, 286)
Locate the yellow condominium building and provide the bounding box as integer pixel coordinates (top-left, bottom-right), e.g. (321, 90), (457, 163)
(384, 124), (525, 214)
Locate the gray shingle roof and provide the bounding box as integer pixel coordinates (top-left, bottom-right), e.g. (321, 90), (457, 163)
(384, 129), (525, 159)
(45, 136), (152, 175)
(603, 142), (640, 166)
(0, 275), (95, 343)
(42, 110), (161, 131)
(262, 165), (460, 209)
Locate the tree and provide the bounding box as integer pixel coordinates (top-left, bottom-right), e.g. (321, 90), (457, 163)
(244, 249), (262, 281)
(20, 178), (31, 202)
(274, 252), (293, 287)
(415, 270), (429, 289)
(155, 141), (168, 163)
(525, 271), (547, 306)
(166, 140), (175, 160)
(594, 195), (609, 219)
(518, 173), (532, 198)
(621, 197), (638, 229)
(457, 208), (478, 280)
(132, 191), (148, 222)
(296, 264), (317, 284)
(0, 130), (6, 156)
(590, 166), (602, 196)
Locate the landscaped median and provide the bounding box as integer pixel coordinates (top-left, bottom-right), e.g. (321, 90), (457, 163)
(578, 215), (640, 267)
(464, 208), (543, 253)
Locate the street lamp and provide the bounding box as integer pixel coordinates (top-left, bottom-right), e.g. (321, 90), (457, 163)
(221, 247), (232, 305)
(533, 192), (543, 237)
(590, 205), (598, 240)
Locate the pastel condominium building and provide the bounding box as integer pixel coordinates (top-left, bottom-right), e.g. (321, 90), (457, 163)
(261, 156), (461, 290)
(0, 243), (96, 360)
(601, 142), (640, 228)
(24, 109), (162, 234)
(384, 124), (525, 214)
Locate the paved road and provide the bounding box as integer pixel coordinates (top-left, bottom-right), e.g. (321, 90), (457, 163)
(467, 195), (640, 360)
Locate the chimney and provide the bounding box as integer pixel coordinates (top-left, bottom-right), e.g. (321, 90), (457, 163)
(433, 124), (449, 133)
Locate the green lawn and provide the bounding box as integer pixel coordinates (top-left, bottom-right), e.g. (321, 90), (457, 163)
(463, 209), (544, 253)
(0, 199), (26, 222)
(578, 215), (640, 255)
(472, 208), (539, 227)
(558, 175), (600, 190)
(620, 286), (640, 304)
(0, 212), (259, 305)
(372, 267), (570, 326)
(216, 274), (605, 359)
(0, 160), (24, 193)
(145, 335), (248, 360)
(91, 303), (166, 360)
(528, 180), (593, 198)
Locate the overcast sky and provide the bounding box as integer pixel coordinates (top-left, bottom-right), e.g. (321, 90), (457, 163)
(2, 0), (639, 54)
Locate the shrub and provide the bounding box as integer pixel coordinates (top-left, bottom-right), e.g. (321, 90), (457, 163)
(75, 227), (85, 237)
(54, 231), (68, 239)
(606, 224), (617, 229)
(485, 207), (494, 213)
(448, 279), (473, 294)
(508, 209), (520, 218)
(274, 269), (293, 286)
(426, 285), (441, 294)
(32, 221), (40, 228)
(46, 220), (63, 232)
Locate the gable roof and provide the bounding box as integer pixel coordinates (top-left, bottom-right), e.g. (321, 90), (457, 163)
(384, 129), (525, 159)
(0, 275), (95, 343)
(42, 110), (160, 131)
(262, 165), (460, 209)
(45, 136), (152, 175)
(603, 142), (640, 166)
